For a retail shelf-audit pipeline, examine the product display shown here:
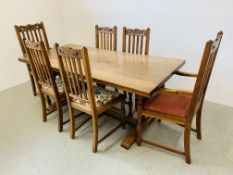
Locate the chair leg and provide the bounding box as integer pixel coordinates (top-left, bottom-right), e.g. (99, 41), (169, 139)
(92, 114), (98, 153)
(69, 108), (75, 139)
(30, 74), (37, 96)
(56, 98), (63, 132)
(46, 96), (52, 106)
(136, 114), (142, 146)
(128, 93), (133, 117)
(136, 96), (143, 146)
(121, 100), (126, 129)
(196, 104), (203, 140)
(184, 125), (191, 164)
(39, 94), (47, 122)
(115, 88), (118, 93)
(135, 95), (138, 111)
(27, 65), (37, 96)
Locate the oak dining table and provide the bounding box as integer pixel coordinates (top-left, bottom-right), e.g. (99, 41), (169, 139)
(18, 44), (185, 149)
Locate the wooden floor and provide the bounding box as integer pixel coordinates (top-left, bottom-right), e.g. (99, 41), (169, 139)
(0, 82), (233, 175)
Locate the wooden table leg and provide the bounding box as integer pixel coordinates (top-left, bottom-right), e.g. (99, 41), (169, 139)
(121, 95), (143, 149)
(121, 128), (137, 149)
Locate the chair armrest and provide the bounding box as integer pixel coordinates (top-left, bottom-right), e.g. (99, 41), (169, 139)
(18, 57), (29, 64)
(174, 71), (198, 78)
(158, 88), (193, 95)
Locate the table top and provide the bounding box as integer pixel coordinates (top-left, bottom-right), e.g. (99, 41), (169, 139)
(19, 45), (185, 97)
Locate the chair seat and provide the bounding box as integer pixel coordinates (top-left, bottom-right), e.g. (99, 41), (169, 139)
(144, 93), (192, 118)
(73, 86), (119, 108)
(42, 75), (64, 95)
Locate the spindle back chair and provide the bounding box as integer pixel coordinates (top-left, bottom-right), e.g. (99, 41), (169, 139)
(55, 44), (126, 153)
(122, 26), (151, 117)
(15, 22), (50, 96)
(137, 31), (223, 164)
(24, 40), (66, 132)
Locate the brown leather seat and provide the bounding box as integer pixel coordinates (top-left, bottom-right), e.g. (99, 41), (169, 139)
(144, 93), (192, 118)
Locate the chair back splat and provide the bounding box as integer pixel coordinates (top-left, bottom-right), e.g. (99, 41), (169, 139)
(14, 22), (50, 96)
(122, 27), (150, 55)
(24, 40), (65, 132)
(15, 22), (49, 56)
(95, 25), (117, 51)
(188, 31), (223, 119)
(55, 45), (96, 112)
(24, 40), (57, 94)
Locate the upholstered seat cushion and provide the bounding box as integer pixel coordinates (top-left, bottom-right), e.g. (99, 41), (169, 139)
(144, 93), (192, 118)
(55, 75), (64, 93)
(42, 75), (64, 94)
(73, 86), (119, 108)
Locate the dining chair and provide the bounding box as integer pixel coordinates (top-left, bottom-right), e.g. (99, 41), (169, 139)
(55, 44), (126, 152)
(15, 22), (50, 96)
(122, 26), (151, 117)
(136, 31), (223, 164)
(95, 25), (118, 90)
(24, 40), (67, 132)
(95, 25), (117, 51)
